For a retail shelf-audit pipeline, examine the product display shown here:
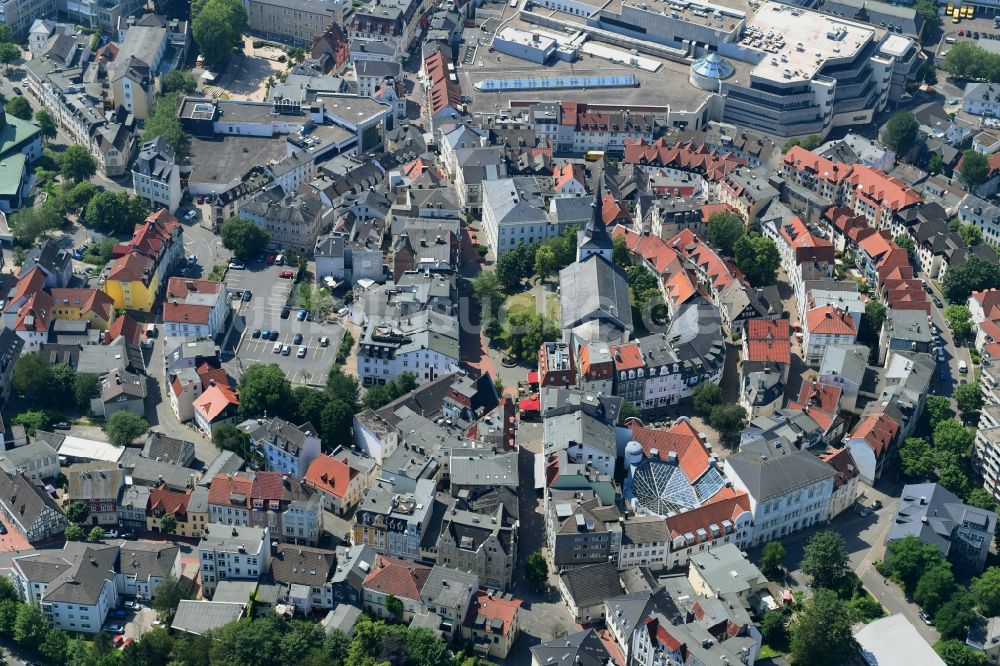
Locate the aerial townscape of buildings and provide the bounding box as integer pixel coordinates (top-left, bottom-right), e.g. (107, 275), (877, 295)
(4, 0), (1000, 662)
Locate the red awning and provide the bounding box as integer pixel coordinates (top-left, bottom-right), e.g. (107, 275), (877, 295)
(519, 398), (540, 412)
(527, 371), (539, 384)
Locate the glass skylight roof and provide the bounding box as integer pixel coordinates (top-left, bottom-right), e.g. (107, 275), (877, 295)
(629, 459), (725, 516)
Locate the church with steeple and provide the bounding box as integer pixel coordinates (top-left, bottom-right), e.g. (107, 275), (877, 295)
(576, 181), (613, 263)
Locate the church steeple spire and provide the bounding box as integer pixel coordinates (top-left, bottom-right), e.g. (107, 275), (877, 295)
(577, 177), (613, 263)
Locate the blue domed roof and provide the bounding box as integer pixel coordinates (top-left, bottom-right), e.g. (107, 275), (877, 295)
(692, 52), (735, 80)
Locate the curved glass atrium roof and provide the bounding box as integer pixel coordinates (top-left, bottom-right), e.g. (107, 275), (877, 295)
(691, 53), (735, 80)
(629, 459), (726, 516)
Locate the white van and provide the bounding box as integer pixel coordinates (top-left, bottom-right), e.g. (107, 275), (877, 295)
(959, 360), (968, 373)
(946, 36), (957, 43)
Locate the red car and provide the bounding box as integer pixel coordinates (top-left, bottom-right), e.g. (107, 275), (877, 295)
(959, 29), (965, 35)
(279, 270), (294, 279)
(266, 254), (276, 265)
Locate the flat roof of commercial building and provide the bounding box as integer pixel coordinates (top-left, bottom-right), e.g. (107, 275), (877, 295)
(744, 1), (874, 83)
(187, 136), (288, 188)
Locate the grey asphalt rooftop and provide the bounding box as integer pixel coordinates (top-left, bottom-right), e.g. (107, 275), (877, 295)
(457, 33), (722, 113)
(187, 136), (289, 189)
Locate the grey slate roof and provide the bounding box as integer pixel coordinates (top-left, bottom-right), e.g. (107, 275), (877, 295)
(420, 564), (479, 608)
(530, 629), (613, 666)
(449, 452), (518, 488)
(270, 544), (336, 588)
(559, 561), (624, 609)
(559, 255), (633, 340)
(544, 410), (617, 458)
(725, 446), (834, 503)
(621, 516), (671, 545)
(888, 482), (997, 556)
(171, 600), (245, 635)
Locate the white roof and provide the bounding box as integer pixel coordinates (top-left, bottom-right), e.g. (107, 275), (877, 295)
(57, 436), (125, 463)
(854, 614), (945, 666)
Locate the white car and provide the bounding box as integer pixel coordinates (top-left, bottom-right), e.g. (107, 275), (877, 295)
(184, 210), (198, 221)
(337, 307), (348, 316)
(273, 342), (282, 354)
(297, 346), (307, 358)
(228, 262), (245, 270)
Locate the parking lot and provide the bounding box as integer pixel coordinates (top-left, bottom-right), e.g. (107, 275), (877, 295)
(226, 263), (345, 387)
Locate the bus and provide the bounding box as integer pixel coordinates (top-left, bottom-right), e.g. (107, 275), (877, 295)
(947, 2), (954, 13)
(968, 5), (975, 18)
(953, 7), (960, 21)
(585, 151), (605, 162)
(960, 5), (968, 18)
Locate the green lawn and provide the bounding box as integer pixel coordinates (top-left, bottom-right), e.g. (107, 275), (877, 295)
(503, 288), (559, 320)
(759, 644), (785, 659)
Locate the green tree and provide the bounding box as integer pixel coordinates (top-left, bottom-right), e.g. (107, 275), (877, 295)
(935, 590), (978, 640)
(66, 501), (90, 525)
(800, 531), (851, 592)
(858, 300), (887, 345)
(363, 384), (395, 410)
(881, 112), (919, 156)
(385, 594), (404, 621)
(160, 513), (177, 535)
(706, 211), (745, 256)
(885, 534), (947, 594)
(8, 205), (63, 246)
(938, 453), (973, 498)
(972, 566), (1000, 616)
(760, 541), (785, 579)
(928, 152), (944, 174)
(325, 367), (360, 408)
(0, 42), (19, 64)
(935, 640), (989, 666)
(85, 190), (147, 233)
(893, 234), (916, 252)
(954, 382), (984, 419)
(495, 244), (527, 293)
(73, 373), (98, 411)
(144, 93), (187, 151)
(534, 244), (556, 280)
(925, 395), (954, 427)
(192, 0), (247, 69)
(899, 437), (936, 479)
(39, 628), (69, 665)
(944, 304), (974, 340)
(613, 233), (630, 267)
(319, 400), (355, 452)
(692, 381), (723, 417)
(934, 418), (975, 456)
(65, 181), (98, 212)
(61, 144), (97, 182)
(33, 110), (57, 144)
(913, 564), (957, 615)
(238, 364), (293, 419)
(152, 574), (191, 622)
(87, 526), (105, 542)
(734, 233), (780, 287)
(961, 150), (991, 191)
(4, 97), (31, 120)
(13, 604), (48, 650)
(220, 217), (269, 259)
(63, 525), (85, 542)
(618, 401), (640, 424)
(943, 255), (1000, 304)
(960, 224), (984, 247)
(11, 411), (51, 436)
(709, 404), (747, 447)
(789, 589), (858, 666)
(106, 411), (149, 446)
(393, 373), (418, 396)
(759, 610), (787, 647)
(526, 551), (548, 591)
(161, 70), (198, 94)
(0, 600), (17, 637)
(12, 353), (50, 398)
(212, 423), (251, 459)
(968, 489), (998, 512)
(472, 270), (501, 317)
(850, 593), (885, 622)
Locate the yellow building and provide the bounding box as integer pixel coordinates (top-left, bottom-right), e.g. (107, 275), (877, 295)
(146, 486), (194, 538)
(49, 289), (116, 329)
(103, 210), (182, 312)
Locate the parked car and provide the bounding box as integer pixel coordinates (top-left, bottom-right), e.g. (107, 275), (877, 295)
(266, 254), (276, 265)
(105, 529), (119, 538)
(281, 344), (291, 356)
(293, 333), (303, 345)
(252, 329), (262, 338)
(12, 86), (22, 95)
(268, 330), (279, 341)
(228, 262), (245, 270)
(933, 297), (943, 308)
(297, 309), (307, 321)
(123, 600), (137, 609)
(184, 210), (198, 221)
(242, 291), (252, 302)
(297, 346), (307, 358)
(273, 342), (282, 354)
(53, 422), (70, 430)
(920, 611), (933, 626)
(106, 624), (125, 634)
(279, 270), (294, 279)
(121, 532), (136, 540)
(959, 360), (968, 373)
(319, 336), (330, 347)
(870, 500), (882, 511)
(337, 307), (348, 317)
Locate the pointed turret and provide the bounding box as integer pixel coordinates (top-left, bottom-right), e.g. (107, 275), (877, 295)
(577, 178), (613, 263)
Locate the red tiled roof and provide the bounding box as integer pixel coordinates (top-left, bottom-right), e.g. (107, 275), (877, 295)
(463, 590), (522, 636)
(664, 486), (751, 542)
(820, 447), (859, 490)
(972, 289), (1000, 320)
(166, 277), (223, 299)
(424, 50), (462, 118)
(148, 487), (190, 516)
(611, 342), (644, 371)
(193, 384), (239, 423)
(305, 455), (357, 500)
(163, 303), (211, 325)
(553, 163), (584, 191)
(846, 165), (921, 212)
(746, 319), (790, 340)
(602, 194), (631, 225)
(206, 474), (253, 507)
(107, 252), (154, 283)
(806, 305), (856, 335)
(627, 420), (713, 483)
(250, 471), (286, 501)
(667, 229), (741, 292)
(746, 340), (791, 364)
(850, 413), (899, 457)
(363, 556), (431, 601)
(105, 313), (143, 346)
(787, 382), (842, 432)
(624, 139), (747, 182)
(783, 146), (850, 184)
